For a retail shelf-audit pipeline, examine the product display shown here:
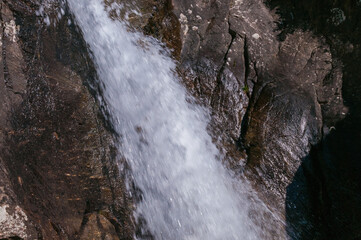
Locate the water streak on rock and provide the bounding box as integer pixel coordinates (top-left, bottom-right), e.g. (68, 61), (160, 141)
(68, 0), (261, 239)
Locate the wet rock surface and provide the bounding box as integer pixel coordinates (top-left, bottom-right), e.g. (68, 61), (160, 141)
(267, 0), (361, 238)
(135, 0), (357, 239)
(0, 1), (133, 239)
(0, 0), (360, 239)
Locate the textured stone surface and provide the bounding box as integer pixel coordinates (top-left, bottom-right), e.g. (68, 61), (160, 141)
(0, 1), (133, 239)
(134, 0), (349, 238)
(267, 0), (361, 239)
(0, 0), (359, 239)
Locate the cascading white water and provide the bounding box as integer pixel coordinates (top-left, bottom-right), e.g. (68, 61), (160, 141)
(67, 0), (261, 239)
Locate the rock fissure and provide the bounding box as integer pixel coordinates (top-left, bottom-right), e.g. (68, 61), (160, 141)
(210, 18), (236, 107)
(242, 34), (252, 98)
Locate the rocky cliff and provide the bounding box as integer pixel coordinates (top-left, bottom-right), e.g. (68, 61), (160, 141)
(0, 1), (133, 239)
(0, 0), (360, 239)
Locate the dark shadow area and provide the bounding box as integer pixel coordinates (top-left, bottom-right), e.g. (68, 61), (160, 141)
(286, 114), (361, 239)
(285, 153), (322, 240)
(266, 0), (361, 239)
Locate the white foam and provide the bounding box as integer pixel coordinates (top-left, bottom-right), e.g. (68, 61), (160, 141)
(67, 0), (262, 239)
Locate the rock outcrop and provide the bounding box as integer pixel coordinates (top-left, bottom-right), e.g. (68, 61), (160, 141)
(0, 1), (133, 239)
(132, 0), (354, 239)
(1, 0), (360, 239)
(268, 0), (361, 238)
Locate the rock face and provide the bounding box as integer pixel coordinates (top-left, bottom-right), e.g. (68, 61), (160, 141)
(267, 0), (361, 239)
(134, 0), (355, 239)
(0, 0), (360, 239)
(0, 1), (133, 239)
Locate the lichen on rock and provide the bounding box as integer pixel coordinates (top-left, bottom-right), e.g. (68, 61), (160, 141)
(0, 204), (29, 239)
(4, 20), (20, 42)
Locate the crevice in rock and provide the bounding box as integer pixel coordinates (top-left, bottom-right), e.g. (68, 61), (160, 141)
(237, 34), (258, 151)
(96, 215), (106, 240)
(242, 35), (251, 99)
(210, 18), (236, 107)
(50, 222), (67, 238)
(77, 201), (92, 237)
(238, 79), (273, 159)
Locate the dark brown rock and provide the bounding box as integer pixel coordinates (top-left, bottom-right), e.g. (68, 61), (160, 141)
(0, 1), (133, 239)
(1, 0), (359, 239)
(132, 0), (349, 238)
(267, 0), (361, 239)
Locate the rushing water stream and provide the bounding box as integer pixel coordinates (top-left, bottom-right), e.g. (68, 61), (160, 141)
(67, 0), (261, 239)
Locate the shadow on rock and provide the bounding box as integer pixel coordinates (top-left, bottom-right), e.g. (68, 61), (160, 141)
(268, 0), (361, 239)
(285, 151), (323, 239)
(286, 112), (361, 239)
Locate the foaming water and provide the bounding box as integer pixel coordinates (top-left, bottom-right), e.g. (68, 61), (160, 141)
(68, 0), (261, 239)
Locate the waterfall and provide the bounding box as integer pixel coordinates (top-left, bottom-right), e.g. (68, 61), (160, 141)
(67, 0), (261, 239)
